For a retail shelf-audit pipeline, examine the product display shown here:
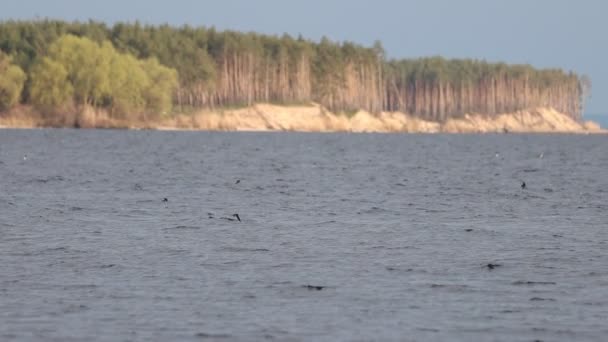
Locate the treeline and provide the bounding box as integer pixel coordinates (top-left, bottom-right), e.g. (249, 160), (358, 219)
(0, 51), (26, 111)
(384, 58), (588, 122)
(0, 20), (589, 121)
(28, 35), (177, 118)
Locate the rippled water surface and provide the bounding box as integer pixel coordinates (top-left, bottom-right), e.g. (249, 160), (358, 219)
(1, 129), (607, 341)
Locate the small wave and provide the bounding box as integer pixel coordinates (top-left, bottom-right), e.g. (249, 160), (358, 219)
(299, 220), (336, 227)
(32, 175), (65, 183)
(372, 246), (417, 252)
(385, 266), (415, 272)
(7, 251), (35, 256)
(386, 246), (417, 250)
(41, 247), (88, 255)
(61, 284), (98, 290)
(518, 193), (548, 200)
(263, 281), (296, 289)
(358, 206), (396, 214)
(512, 281), (556, 286)
(62, 304), (90, 314)
(135, 199), (157, 205)
(221, 246), (270, 253)
(499, 309), (521, 314)
(162, 225), (200, 231)
(429, 284), (471, 291)
(164, 249), (189, 255)
(194, 332), (232, 339)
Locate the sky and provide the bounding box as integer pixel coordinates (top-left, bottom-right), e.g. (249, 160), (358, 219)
(1, 0), (606, 115)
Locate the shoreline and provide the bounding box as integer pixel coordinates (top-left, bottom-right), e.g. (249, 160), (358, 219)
(0, 104), (604, 134)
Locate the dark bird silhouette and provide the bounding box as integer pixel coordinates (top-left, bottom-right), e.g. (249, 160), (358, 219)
(303, 285), (324, 291)
(487, 263), (502, 270)
(162, 198), (168, 202)
(521, 181), (526, 189)
(221, 214), (241, 222)
(465, 229), (473, 232)
(235, 179), (240, 184)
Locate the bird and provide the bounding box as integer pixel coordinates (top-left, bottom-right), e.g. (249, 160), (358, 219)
(235, 179), (240, 184)
(487, 263), (501, 270)
(521, 181), (526, 189)
(304, 285), (324, 291)
(162, 197), (168, 202)
(221, 214), (241, 222)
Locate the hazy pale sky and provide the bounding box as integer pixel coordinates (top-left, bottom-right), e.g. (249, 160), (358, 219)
(1, 0), (605, 115)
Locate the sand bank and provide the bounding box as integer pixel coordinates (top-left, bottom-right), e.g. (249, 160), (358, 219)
(158, 104), (603, 134)
(0, 103), (603, 133)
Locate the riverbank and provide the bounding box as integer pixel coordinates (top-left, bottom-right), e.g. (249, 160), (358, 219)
(0, 104), (604, 133)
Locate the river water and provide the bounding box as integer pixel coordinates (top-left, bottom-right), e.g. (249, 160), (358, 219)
(1, 129), (607, 341)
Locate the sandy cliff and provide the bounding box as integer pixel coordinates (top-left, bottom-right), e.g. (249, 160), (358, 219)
(1, 103), (603, 133)
(159, 104), (603, 133)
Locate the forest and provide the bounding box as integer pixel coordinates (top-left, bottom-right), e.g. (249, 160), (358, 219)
(0, 20), (590, 123)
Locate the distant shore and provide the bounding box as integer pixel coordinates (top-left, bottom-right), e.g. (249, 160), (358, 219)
(1, 21), (594, 134)
(0, 104), (604, 134)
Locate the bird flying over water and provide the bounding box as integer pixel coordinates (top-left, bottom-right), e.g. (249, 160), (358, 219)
(221, 214), (241, 222)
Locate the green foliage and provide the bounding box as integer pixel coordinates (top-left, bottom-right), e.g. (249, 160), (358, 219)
(29, 57), (73, 109)
(46, 35), (112, 106)
(0, 51), (26, 110)
(110, 22), (215, 90)
(139, 58), (178, 115)
(24, 34), (179, 117)
(108, 51), (149, 115)
(313, 37), (346, 103)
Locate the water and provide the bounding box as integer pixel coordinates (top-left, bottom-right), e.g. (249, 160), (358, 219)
(1, 129), (607, 342)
